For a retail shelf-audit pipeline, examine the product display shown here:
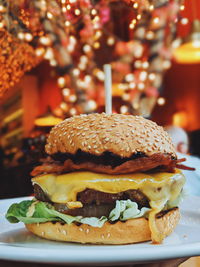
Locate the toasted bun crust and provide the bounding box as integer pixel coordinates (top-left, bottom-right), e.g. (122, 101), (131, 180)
(26, 208), (180, 244)
(46, 113), (176, 158)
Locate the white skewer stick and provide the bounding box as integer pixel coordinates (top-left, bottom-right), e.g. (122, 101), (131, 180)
(103, 64), (112, 114)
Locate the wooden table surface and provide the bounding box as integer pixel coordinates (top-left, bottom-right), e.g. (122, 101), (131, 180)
(0, 257), (200, 267)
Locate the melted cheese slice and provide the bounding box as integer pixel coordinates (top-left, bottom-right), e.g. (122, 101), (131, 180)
(32, 169), (185, 243)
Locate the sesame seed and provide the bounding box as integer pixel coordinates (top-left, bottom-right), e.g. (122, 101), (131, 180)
(79, 228), (83, 232)
(88, 145), (91, 149)
(107, 233), (111, 238)
(41, 231), (45, 236)
(105, 137), (109, 142)
(82, 133), (86, 136)
(62, 230), (67, 235)
(86, 229), (90, 234)
(101, 234), (105, 239)
(93, 145), (97, 149)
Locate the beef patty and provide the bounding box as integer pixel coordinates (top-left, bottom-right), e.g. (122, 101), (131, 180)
(34, 184), (150, 218)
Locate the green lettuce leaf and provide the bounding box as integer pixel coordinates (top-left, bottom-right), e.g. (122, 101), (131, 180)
(6, 199), (150, 228)
(109, 200), (150, 221)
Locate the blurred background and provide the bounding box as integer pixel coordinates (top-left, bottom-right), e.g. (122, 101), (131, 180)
(0, 0), (200, 200)
(0, 1), (200, 266)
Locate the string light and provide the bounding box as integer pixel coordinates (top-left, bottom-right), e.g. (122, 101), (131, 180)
(139, 71), (147, 81)
(62, 88), (70, 96)
(93, 41), (100, 49)
(125, 74), (134, 82)
(47, 12), (53, 19)
(129, 82), (136, 89)
(74, 9), (81, 16)
(69, 108), (77, 115)
(17, 32), (25, 40)
(120, 105), (128, 114)
(83, 44), (91, 53)
(122, 94), (130, 101)
(65, 21), (71, 27)
(146, 31), (154, 40)
(87, 100), (97, 110)
(149, 73), (156, 81)
(138, 82), (145, 90)
(24, 33), (33, 42)
(153, 17), (160, 24)
(0, 21), (4, 29)
(163, 60), (171, 69)
(91, 9), (97, 16)
(142, 61), (149, 69)
(0, 5), (5, 12)
(107, 37), (115, 46)
(149, 5), (154, 11)
(134, 60), (142, 68)
(96, 70), (105, 81)
(69, 95), (77, 102)
(50, 59), (57, 66)
(133, 2), (138, 9)
(57, 77), (66, 87)
(60, 102), (68, 111)
(181, 18), (189, 25)
(35, 47), (45, 57)
(72, 68), (80, 76)
(157, 97), (166, 106)
(39, 36), (51, 46)
(129, 23), (135, 30)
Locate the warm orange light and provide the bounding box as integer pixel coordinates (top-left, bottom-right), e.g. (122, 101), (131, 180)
(173, 41), (200, 64)
(34, 115), (62, 127)
(172, 111), (188, 128)
(173, 20), (200, 64)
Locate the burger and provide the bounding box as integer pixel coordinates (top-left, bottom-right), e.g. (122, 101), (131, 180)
(6, 113), (189, 244)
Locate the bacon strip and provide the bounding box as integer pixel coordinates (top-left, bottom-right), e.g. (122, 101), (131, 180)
(31, 153), (194, 176)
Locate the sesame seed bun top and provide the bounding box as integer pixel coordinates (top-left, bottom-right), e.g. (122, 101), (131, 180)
(45, 113), (176, 158)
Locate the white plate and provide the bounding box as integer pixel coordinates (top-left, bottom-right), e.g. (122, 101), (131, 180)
(0, 196), (200, 265)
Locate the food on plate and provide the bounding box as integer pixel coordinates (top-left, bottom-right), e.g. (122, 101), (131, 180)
(6, 113), (189, 244)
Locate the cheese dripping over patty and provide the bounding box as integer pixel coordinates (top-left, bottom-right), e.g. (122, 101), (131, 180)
(32, 169), (185, 243)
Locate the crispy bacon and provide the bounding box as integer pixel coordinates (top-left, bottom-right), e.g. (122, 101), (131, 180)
(31, 153), (194, 176)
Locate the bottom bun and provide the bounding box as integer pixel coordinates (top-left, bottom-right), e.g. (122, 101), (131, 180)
(26, 208), (180, 245)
